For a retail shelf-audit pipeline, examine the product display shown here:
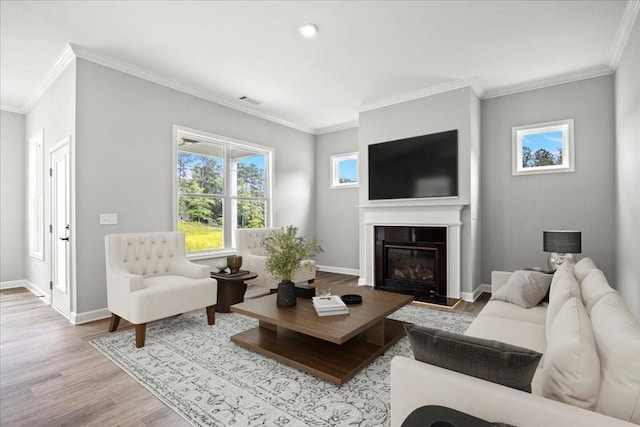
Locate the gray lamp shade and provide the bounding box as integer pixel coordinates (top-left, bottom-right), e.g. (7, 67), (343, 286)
(543, 230), (582, 254)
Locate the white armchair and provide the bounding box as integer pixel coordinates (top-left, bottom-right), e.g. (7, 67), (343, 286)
(235, 227), (316, 299)
(105, 231), (217, 347)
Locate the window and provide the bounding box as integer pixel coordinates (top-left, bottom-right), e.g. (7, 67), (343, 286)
(174, 126), (273, 256)
(512, 119), (574, 176)
(330, 152), (358, 189)
(28, 129), (44, 260)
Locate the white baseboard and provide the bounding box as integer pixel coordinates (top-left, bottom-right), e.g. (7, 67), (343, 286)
(460, 284), (491, 302)
(70, 307), (111, 325)
(1, 279), (28, 290)
(1, 279), (49, 301)
(316, 265), (360, 276)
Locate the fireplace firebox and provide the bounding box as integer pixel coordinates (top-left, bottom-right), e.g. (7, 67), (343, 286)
(375, 226), (457, 307)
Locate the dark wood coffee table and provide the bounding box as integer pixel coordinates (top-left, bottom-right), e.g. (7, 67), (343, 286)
(230, 283), (413, 385)
(210, 271), (258, 313)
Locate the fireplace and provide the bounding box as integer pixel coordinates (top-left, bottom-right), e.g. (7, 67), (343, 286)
(375, 225), (457, 307)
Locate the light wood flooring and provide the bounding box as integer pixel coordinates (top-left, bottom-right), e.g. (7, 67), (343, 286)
(0, 272), (489, 426)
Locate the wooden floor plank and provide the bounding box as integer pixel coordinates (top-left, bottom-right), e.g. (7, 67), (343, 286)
(0, 272), (488, 425)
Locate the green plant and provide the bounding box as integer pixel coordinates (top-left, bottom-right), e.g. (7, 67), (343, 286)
(263, 226), (323, 282)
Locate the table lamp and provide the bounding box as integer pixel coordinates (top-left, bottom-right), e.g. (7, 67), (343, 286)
(543, 230), (581, 271)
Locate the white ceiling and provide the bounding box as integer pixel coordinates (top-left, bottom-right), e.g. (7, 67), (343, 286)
(1, 1), (635, 134)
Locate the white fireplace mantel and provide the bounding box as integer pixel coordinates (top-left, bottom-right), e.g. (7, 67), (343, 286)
(358, 203), (467, 299)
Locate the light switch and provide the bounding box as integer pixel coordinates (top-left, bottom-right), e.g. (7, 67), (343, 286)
(100, 213), (118, 225)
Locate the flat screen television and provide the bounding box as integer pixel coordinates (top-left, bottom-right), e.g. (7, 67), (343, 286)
(368, 129), (458, 200)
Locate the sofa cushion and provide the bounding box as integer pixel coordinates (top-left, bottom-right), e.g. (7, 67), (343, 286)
(478, 300), (546, 325)
(490, 270), (552, 309)
(574, 257), (597, 283)
(464, 315), (546, 354)
(590, 292), (640, 423)
(579, 269), (615, 314)
(542, 297), (600, 410)
(406, 325), (542, 393)
(546, 266), (581, 340)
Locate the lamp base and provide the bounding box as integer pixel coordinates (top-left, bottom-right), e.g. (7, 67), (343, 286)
(547, 253), (576, 272)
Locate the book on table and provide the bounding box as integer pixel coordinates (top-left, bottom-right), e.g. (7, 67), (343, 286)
(312, 295), (349, 317)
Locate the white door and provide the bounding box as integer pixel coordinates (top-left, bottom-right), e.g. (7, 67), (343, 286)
(50, 137), (71, 317)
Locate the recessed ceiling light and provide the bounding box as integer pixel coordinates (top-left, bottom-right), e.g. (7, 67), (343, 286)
(299, 23), (318, 38)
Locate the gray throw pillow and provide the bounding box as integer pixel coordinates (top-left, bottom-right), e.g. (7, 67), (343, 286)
(405, 325), (542, 392)
(491, 270), (552, 308)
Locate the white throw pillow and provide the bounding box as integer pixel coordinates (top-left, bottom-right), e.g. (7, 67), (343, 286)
(590, 292), (640, 423)
(542, 297), (600, 410)
(546, 266), (581, 340)
(491, 270), (552, 308)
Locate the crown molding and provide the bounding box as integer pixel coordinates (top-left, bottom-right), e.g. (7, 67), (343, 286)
(0, 104), (24, 114)
(21, 44), (76, 114)
(69, 44), (315, 135)
(482, 65), (614, 100)
(608, 0), (640, 70)
(360, 79), (482, 113)
(314, 120), (359, 135)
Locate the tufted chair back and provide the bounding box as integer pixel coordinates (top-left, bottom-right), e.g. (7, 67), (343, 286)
(235, 228), (273, 257)
(107, 232), (186, 278)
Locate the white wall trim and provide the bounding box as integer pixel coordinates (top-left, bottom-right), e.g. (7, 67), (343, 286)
(316, 265), (360, 276)
(21, 44), (76, 114)
(460, 284), (491, 302)
(70, 307), (111, 325)
(482, 65), (614, 99)
(314, 120), (359, 136)
(608, 0), (640, 70)
(0, 105), (24, 114)
(1, 279), (48, 300)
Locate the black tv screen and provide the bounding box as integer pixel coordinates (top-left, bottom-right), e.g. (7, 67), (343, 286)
(368, 129), (458, 200)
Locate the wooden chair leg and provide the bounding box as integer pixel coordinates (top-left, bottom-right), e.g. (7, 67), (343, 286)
(206, 305), (216, 325)
(108, 313), (121, 332)
(135, 323), (146, 348)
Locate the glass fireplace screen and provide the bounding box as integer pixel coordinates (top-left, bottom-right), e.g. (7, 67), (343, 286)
(385, 245), (436, 284)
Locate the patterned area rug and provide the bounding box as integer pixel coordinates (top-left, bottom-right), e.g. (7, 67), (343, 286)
(91, 304), (474, 427)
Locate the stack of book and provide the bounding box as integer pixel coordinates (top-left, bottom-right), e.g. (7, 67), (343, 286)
(312, 295), (349, 317)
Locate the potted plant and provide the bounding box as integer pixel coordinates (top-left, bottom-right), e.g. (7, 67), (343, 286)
(263, 226), (323, 307)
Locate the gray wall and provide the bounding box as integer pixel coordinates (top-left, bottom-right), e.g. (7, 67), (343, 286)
(74, 58), (315, 313)
(358, 87), (482, 294)
(481, 75), (616, 282)
(314, 127), (359, 271)
(24, 60), (77, 298)
(614, 18), (640, 320)
(1, 110), (26, 282)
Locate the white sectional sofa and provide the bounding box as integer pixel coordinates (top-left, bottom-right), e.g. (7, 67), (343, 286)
(391, 258), (640, 426)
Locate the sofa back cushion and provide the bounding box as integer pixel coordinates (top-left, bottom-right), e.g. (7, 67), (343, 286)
(542, 297), (600, 410)
(590, 292), (640, 423)
(580, 269), (615, 314)
(574, 257), (597, 283)
(546, 264), (581, 339)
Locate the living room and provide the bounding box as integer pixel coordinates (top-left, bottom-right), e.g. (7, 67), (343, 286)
(1, 1), (639, 426)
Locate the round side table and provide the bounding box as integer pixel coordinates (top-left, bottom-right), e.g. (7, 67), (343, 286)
(210, 271), (258, 313)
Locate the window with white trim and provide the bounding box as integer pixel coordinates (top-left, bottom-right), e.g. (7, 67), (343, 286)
(512, 119), (575, 176)
(28, 129), (44, 260)
(174, 126), (273, 255)
(330, 152), (359, 189)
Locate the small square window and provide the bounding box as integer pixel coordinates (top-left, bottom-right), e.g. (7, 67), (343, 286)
(512, 119), (574, 176)
(331, 152), (358, 189)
